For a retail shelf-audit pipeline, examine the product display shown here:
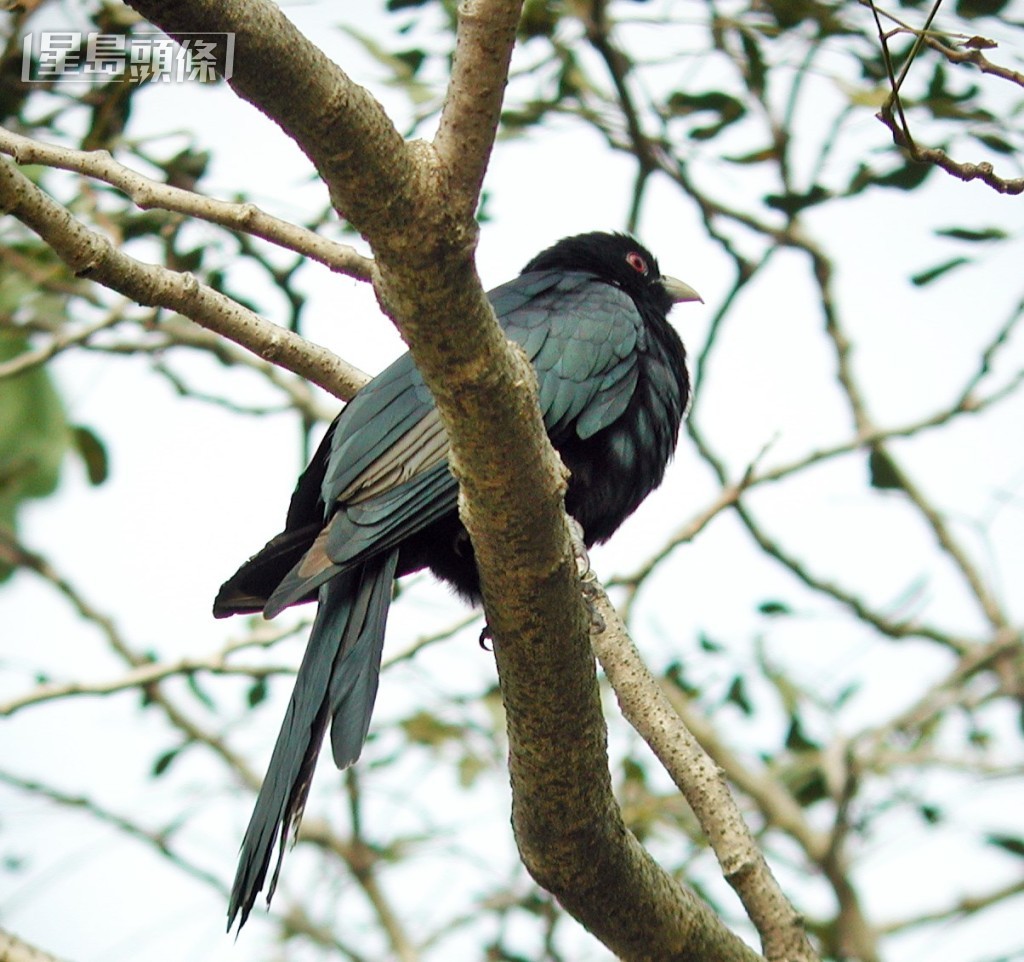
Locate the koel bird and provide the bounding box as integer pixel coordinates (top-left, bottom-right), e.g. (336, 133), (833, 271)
(215, 231), (701, 930)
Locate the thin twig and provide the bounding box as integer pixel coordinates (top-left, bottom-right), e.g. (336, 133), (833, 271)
(0, 156), (369, 401)
(866, 0), (1024, 194)
(0, 769), (227, 895)
(0, 306), (128, 379)
(0, 127), (376, 280)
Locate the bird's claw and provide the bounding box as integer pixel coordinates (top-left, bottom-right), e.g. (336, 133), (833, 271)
(580, 577), (606, 633)
(568, 517), (592, 580)
(479, 624), (493, 651)
(568, 517), (605, 632)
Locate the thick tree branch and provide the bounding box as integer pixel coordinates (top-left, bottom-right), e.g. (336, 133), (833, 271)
(434, 0), (519, 216)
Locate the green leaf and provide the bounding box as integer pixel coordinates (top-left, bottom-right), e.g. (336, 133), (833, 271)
(0, 335), (68, 494)
(849, 159), (932, 194)
(160, 147), (211, 191)
(758, 600), (791, 616)
(986, 834), (1024, 858)
(120, 209), (177, 242)
(765, 185), (830, 216)
(910, 257), (971, 287)
(664, 91), (745, 141)
(698, 631), (724, 652)
(457, 752), (487, 789)
(934, 226), (1008, 242)
(70, 425), (109, 486)
(171, 246), (205, 274)
(247, 677), (268, 708)
(968, 726), (991, 748)
(768, 0), (854, 35)
(476, 189), (493, 224)
(0, 331), (71, 580)
(392, 49), (426, 77)
(519, 0), (560, 39)
(622, 758), (648, 787)
(186, 672), (216, 711)
(975, 132), (1015, 155)
(785, 714), (820, 752)
(834, 682), (860, 708)
(500, 100), (551, 131)
(665, 662), (700, 696)
(878, 159), (934, 191)
(152, 747), (180, 778)
(956, 0), (1010, 18)
(792, 767), (828, 806)
(338, 27), (433, 102)
(724, 146), (779, 165)
(725, 675), (754, 716)
(738, 27), (766, 97)
(400, 710), (464, 747)
(868, 447), (904, 490)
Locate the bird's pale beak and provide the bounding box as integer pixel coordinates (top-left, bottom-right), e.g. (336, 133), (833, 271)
(659, 275), (703, 304)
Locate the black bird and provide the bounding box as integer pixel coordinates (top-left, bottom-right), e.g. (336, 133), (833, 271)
(215, 231), (700, 930)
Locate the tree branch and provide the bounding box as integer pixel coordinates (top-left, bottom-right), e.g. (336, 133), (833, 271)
(587, 579), (819, 962)
(0, 157), (367, 400)
(433, 0), (519, 216)
(0, 127), (375, 280)
(0, 927), (72, 962)
(0, 769), (226, 895)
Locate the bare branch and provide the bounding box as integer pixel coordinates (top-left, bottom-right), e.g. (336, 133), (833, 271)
(0, 769), (226, 895)
(877, 102), (1024, 195)
(0, 651), (297, 717)
(854, 628), (1024, 767)
(0, 303), (129, 378)
(866, 0), (1024, 195)
(0, 927), (72, 962)
(878, 875), (1024, 934)
(0, 156), (367, 400)
(613, 359), (1024, 621)
(586, 578), (819, 962)
(0, 127), (375, 279)
(0, 530), (262, 788)
(434, 0), (521, 216)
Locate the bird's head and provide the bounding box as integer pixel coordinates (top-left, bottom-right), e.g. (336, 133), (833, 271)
(521, 231), (702, 315)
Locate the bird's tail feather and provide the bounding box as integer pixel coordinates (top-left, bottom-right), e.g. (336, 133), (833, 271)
(328, 551), (399, 768)
(227, 549), (399, 932)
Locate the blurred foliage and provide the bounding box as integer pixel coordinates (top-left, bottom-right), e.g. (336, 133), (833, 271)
(0, 329), (68, 579)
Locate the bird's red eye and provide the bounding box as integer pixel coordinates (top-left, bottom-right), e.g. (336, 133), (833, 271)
(625, 251), (648, 274)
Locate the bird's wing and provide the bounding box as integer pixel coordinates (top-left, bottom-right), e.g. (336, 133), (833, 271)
(262, 359), (455, 616)
(494, 270), (645, 441)
(263, 270), (644, 615)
